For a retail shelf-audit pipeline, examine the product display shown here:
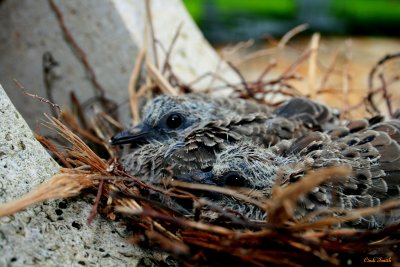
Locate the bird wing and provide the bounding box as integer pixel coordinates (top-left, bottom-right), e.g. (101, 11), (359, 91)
(163, 112), (321, 179)
(273, 97), (337, 131)
(162, 114), (271, 179)
(274, 119), (400, 228)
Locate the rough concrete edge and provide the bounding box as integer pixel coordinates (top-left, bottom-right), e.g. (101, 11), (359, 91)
(0, 84), (146, 267)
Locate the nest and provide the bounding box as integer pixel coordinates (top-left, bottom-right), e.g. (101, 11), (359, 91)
(2, 18), (400, 266)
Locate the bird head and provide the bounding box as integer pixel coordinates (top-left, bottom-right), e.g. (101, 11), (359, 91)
(175, 142), (282, 192)
(110, 95), (226, 146)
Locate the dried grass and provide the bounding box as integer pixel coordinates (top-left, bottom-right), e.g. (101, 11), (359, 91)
(0, 170), (96, 217)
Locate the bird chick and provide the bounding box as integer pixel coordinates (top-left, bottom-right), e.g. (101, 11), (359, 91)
(177, 119), (400, 228)
(111, 94), (271, 145)
(110, 94), (335, 146)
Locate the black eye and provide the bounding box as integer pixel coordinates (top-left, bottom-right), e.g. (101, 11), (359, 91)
(201, 166), (213, 172)
(223, 172), (246, 187)
(166, 113), (183, 129)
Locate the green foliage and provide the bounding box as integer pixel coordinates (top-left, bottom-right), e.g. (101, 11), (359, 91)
(183, 0), (204, 22)
(332, 0), (400, 24)
(183, 0), (296, 21)
(214, 0), (296, 18)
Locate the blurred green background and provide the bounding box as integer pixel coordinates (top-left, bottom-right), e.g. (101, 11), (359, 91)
(183, 0), (400, 43)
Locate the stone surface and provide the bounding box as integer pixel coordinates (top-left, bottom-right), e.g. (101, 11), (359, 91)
(0, 0), (239, 130)
(0, 85), (145, 266)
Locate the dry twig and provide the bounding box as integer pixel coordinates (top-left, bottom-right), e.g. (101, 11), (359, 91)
(128, 49), (146, 124)
(14, 79), (61, 116)
(48, 0), (106, 99)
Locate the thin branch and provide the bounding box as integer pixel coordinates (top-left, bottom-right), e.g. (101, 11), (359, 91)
(308, 33), (320, 99)
(235, 24), (309, 66)
(147, 61), (178, 96)
(145, 0), (159, 68)
(164, 179), (267, 212)
(162, 22), (183, 74)
(116, 207), (233, 235)
(256, 59), (277, 83)
(318, 47), (339, 91)
(268, 166), (351, 225)
(368, 52), (400, 92)
(35, 133), (72, 168)
(42, 52), (60, 117)
(278, 23), (309, 48)
(87, 180), (104, 225)
(14, 79), (61, 116)
(60, 111), (104, 145)
(279, 48), (312, 79)
(70, 91), (89, 129)
(340, 39), (352, 119)
(187, 71), (241, 92)
(366, 52), (400, 116)
(379, 73), (393, 117)
(293, 198), (400, 231)
(128, 49), (146, 124)
(227, 61), (253, 97)
(48, 0), (106, 99)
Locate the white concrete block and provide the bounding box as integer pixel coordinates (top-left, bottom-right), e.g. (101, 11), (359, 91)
(0, 84), (146, 266)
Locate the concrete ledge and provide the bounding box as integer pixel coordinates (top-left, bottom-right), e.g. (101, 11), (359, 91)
(0, 84), (145, 266)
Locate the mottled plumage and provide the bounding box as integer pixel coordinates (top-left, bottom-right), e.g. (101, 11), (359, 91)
(180, 119), (400, 228)
(273, 97), (338, 131)
(121, 117), (400, 228)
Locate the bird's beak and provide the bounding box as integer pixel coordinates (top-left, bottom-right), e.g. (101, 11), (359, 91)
(110, 123), (153, 145)
(175, 171), (217, 185)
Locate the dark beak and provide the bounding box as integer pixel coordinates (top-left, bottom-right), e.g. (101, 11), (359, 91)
(175, 171), (217, 186)
(110, 123), (154, 145)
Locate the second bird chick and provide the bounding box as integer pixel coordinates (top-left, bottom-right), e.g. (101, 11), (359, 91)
(181, 119), (400, 228)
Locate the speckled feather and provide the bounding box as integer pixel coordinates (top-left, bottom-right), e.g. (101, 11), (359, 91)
(205, 119), (400, 228)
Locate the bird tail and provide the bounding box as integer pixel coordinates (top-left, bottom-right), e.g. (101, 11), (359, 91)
(278, 118), (400, 228)
(336, 119), (400, 228)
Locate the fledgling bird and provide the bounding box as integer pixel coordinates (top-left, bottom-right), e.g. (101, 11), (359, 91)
(178, 119), (400, 228)
(110, 94), (336, 146)
(111, 94), (270, 145)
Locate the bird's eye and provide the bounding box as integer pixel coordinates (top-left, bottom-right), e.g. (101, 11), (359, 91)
(223, 172), (246, 187)
(166, 113), (183, 129)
